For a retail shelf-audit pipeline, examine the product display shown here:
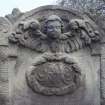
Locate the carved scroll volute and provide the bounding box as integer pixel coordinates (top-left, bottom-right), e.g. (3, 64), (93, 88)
(26, 53), (84, 96)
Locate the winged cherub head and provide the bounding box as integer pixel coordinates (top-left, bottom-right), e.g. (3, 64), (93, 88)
(45, 15), (63, 39)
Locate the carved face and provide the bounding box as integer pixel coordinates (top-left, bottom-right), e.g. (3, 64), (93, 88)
(69, 21), (79, 30)
(46, 20), (62, 39)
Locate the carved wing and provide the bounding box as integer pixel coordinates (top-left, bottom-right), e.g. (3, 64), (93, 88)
(62, 19), (101, 53)
(8, 17), (101, 54)
(8, 19), (48, 52)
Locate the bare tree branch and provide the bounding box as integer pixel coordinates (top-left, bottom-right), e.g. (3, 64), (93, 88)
(57, 0), (105, 15)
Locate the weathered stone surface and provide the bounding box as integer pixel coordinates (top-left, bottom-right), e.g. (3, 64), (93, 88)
(0, 5), (102, 105)
(5, 8), (23, 24)
(100, 45), (105, 104)
(26, 53), (83, 96)
(8, 14), (100, 54)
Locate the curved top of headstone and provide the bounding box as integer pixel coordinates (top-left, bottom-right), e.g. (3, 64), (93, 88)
(19, 5), (83, 22)
(24, 5), (82, 17)
(5, 8), (23, 24)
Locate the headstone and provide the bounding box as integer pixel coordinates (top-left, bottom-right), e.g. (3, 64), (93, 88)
(0, 5), (103, 105)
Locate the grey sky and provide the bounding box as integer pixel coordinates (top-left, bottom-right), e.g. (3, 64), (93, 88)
(0, 0), (56, 16)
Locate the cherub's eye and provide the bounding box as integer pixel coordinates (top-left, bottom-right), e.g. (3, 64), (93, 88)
(47, 26), (53, 29)
(89, 30), (92, 33)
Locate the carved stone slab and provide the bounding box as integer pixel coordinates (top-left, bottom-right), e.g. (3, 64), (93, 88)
(0, 5), (102, 105)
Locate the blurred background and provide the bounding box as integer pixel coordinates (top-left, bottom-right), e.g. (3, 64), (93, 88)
(0, 0), (56, 16)
(0, 0), (105, 16)
(0, 0), (105, 32)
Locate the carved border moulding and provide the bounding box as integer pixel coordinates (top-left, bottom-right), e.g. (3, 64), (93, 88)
(26, 53), (84, 96)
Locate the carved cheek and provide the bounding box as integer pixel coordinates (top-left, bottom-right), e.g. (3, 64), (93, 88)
(47, 28), (54, 32)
